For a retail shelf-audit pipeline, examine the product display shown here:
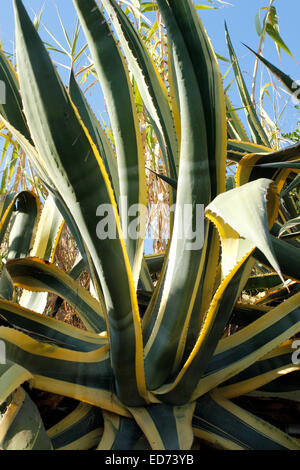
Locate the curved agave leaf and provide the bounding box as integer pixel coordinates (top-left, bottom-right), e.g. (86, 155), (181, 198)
(0, 325), (129, 416)
(0, 193), (20, 245)
(28, 195), (64, 262)
(47, 402), (103, 450)
(152, 179), (281, 404)
(258, 161), (300, 170)
(50, 254), (87, 318)
(101, 0), (179, 179)
(206, 179), (281, 278)
(280, 192), (299, 222)
(144, 253), (165, 275)
(230, 302), (270, 327)
(237, 142), (300, 188)
(0, 54), (103, 289)
(0, 387), (52, 450)
(244, 273), (283, 291)
(225, 93), (249, 142)
(227, 139), (271, 164)
(144, 0), (226, 390)
(254, 283), (300, 307)
(218, 341), (299, 398)
(0, 191), (40, 259)
(249, 370), (300, 402)
(168, 0), (227, 198)
(6, 258), (106, 333)
(282, 173), (300, 196)
(279, 216), (300, 238)
(13, 0), (147, 406)
(0, 265), (14, 302)
(0, 52), (54, 188)
(153, 256), (255, 404)
(6, 192), (40, 262)
(143, 0), (210, 388)
(0, 299), (107, 352)
(195, 290), (300, 398)
(167, 38), (181, 150)
(138, 258), (154, 293)
(97, 411), (144, 450)
(254, 235), (300, 282)
(0, 361), (32, 406)
(0, 191), (40, 302)
(18, 195), (64, 314)
(69, 70), (120, 202)
(73, 0), (147, 285)
(157, 0), (227, 365)
(193, 391), (300, 450)
(129, 402), (195, 450)
(0, 50), (32, 144)
(244, 44), (300, 104)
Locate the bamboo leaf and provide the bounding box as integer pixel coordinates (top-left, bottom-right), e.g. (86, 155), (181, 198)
(265, 23), (294, 59)
(225, 23), (270, 147)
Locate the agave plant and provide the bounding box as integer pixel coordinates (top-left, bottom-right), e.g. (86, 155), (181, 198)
(0, 0), (300, 450)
